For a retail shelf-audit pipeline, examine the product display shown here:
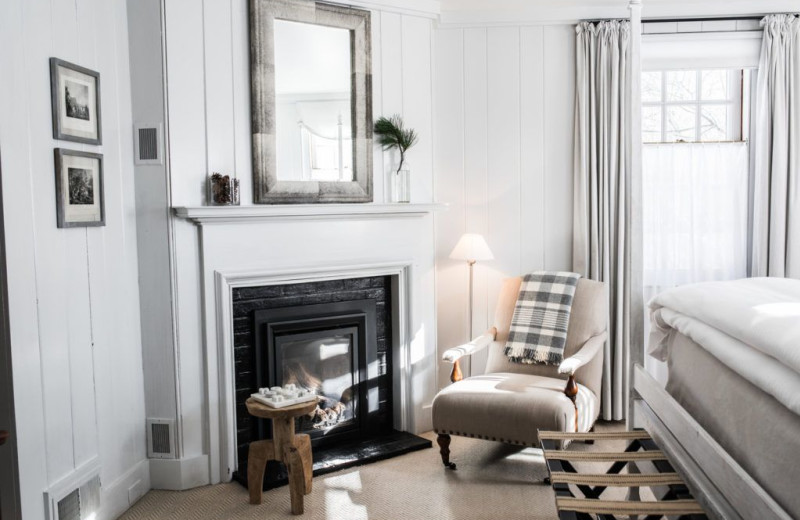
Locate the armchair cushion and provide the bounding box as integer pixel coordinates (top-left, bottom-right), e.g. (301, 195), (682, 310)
(432, 373), (600, 447)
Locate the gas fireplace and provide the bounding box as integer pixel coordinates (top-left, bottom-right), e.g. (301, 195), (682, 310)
(253, 299), (384, 447)
(231, 276), (429, 489)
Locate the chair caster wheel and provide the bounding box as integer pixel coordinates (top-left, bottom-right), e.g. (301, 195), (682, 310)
(445, 462), (456, 470)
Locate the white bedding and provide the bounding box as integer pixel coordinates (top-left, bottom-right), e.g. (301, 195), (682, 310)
(649, 277), (800, 415)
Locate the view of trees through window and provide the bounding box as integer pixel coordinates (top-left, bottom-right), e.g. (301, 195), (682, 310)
(642, 69), (748, 143)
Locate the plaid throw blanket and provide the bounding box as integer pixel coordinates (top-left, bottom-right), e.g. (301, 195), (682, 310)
(503, 271), (581, 365)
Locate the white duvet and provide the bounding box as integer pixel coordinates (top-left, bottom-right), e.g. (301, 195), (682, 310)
(649, 277), (800, 416)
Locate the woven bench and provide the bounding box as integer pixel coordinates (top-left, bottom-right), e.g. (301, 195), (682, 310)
(539, 430), (708, 519)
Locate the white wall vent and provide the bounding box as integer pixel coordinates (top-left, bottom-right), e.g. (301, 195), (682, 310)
(147, 418), (176, 459)
(133, 123), (163, 165)
(44, 458), (101, 520)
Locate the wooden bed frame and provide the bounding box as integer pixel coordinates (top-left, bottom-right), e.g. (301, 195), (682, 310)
(632, 364), (792, 520)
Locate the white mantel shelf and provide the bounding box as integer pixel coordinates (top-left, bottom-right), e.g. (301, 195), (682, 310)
(173, 203), (447, 224)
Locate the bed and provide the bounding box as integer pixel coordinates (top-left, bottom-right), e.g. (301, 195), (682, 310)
(634, 277), (800, 520)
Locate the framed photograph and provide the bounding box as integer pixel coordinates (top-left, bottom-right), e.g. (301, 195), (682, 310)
(50, 58), (102, 145)
(54, 149), (105, 228)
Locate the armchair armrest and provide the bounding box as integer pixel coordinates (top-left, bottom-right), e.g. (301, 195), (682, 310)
(442, 327), (498, 363)
(442, 327), (497, 384)
(558, 331), (608, 376)
(559, 331), (607, 432)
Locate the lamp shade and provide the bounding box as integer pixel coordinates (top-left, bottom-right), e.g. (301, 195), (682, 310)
(449, 233), (494, 262)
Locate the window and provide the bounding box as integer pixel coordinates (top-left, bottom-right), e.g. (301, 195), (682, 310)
(642, 69), (748, 143)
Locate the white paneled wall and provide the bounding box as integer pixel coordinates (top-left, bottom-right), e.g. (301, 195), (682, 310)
(0, 0), (148, 518)
(161, 0), (436, 478)
(434, 25), (576, 381)
(164, 1), (434, 207)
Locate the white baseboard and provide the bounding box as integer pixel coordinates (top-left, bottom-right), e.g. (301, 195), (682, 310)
(149, 454), (210, 490)
(98, 458), (150, 520)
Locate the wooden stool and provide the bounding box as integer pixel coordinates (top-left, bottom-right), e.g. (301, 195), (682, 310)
(246, 397), (318, 515)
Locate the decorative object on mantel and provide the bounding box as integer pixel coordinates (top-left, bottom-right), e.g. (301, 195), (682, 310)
(448, 233), (493, 381)
(374, 115), (418, 203)
(208, 172), (240, 206)
(53, 148), (105, 228)
(50, 58), (102, 145)
(249, 0), (373, 204)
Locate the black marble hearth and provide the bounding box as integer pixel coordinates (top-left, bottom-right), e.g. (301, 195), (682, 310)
(233, 430), (431, 491)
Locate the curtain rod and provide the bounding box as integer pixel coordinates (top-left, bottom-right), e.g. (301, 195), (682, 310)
(582, 15), (764, 24)
(641, 16), (764, 24)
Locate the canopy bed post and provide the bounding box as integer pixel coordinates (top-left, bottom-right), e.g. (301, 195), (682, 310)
(627, 0), (645, 429)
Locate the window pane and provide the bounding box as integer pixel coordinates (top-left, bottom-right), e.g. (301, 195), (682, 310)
(700, 104), (728, 141)
(665, 71), (697, 101)
(642, 72), (662, 102)
(642, 106), (662, 142)
(701, 70), (728, 100)
(665, 105), (696, 142)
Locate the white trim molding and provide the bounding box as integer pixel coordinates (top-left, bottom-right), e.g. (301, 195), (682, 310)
(173, 203), (447, 224)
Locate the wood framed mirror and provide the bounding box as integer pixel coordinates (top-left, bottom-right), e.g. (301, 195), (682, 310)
(249, 0), (373, 204)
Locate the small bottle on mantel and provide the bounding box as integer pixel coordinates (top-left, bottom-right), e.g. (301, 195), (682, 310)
(208, 172), (240, 206)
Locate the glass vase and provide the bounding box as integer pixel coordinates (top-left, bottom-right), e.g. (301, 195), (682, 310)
(393, 169), (411, 203)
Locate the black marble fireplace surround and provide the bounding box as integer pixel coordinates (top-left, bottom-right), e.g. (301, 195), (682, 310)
(232, 276), (430, 489)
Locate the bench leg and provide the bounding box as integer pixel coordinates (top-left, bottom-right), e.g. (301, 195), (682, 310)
(437, 434), (456, 470)
(247, 439), (274, 505)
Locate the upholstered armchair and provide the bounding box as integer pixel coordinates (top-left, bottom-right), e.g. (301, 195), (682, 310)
(432, 277), (607, 469)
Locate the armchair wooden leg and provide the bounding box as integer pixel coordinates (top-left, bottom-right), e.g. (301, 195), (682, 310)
(437, 434), (456, 470)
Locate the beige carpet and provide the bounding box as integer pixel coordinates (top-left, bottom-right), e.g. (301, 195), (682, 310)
(121, 423), (626, 520)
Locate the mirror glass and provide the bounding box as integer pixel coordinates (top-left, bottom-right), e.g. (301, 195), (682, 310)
(274, 19), (353, 182)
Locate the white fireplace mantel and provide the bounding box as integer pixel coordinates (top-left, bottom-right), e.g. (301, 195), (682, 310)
(168, 201), (442, 485)
(173, 203), (447, 224)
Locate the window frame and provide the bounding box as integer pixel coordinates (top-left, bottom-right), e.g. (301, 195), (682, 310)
(642, 69), (745, 144)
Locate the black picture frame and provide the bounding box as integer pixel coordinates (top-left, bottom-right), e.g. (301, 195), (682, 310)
(50, 58), (102, 145)
(54, 148), (105, 228)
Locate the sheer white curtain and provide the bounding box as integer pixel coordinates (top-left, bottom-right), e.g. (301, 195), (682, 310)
(753, 14), (800, 277)
(573, 20), (633, 421)
(642, 142), (750, 381)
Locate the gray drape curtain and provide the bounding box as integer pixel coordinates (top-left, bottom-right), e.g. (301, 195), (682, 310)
(753, 14), (800, 278)
(573, 20), (633, 421)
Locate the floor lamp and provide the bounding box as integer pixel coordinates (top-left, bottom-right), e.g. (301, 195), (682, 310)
(448, 233), (494, 383)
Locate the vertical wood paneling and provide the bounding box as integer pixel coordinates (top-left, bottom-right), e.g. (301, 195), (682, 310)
(370, 10), (385, 203)
(70, 0), (101, 471)
(165, 0), (207, 205)
(462, 28), (489, 374)
(202, 0), (235, 177)
(38, 0), (78, 482)
(433, 28), (466, 389)
(401, 16), (434, 203)
(231, 0), (252, 205)
(1, 0), (147, 514)
(93, 0), (147, 481)
(520, 26), (546, 272)
(379, 12), (403, 196)
(0, 0), (49, 514)
(484, 27), (522, 374)
(543, 25), (575, 271)
(433, 23), (576, 382)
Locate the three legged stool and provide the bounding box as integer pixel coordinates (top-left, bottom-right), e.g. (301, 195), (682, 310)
(245, 398), (318, 515)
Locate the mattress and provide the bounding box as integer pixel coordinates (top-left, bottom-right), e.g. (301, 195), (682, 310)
(649, 277), (800, 415)
(666, 331), (800, 516)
